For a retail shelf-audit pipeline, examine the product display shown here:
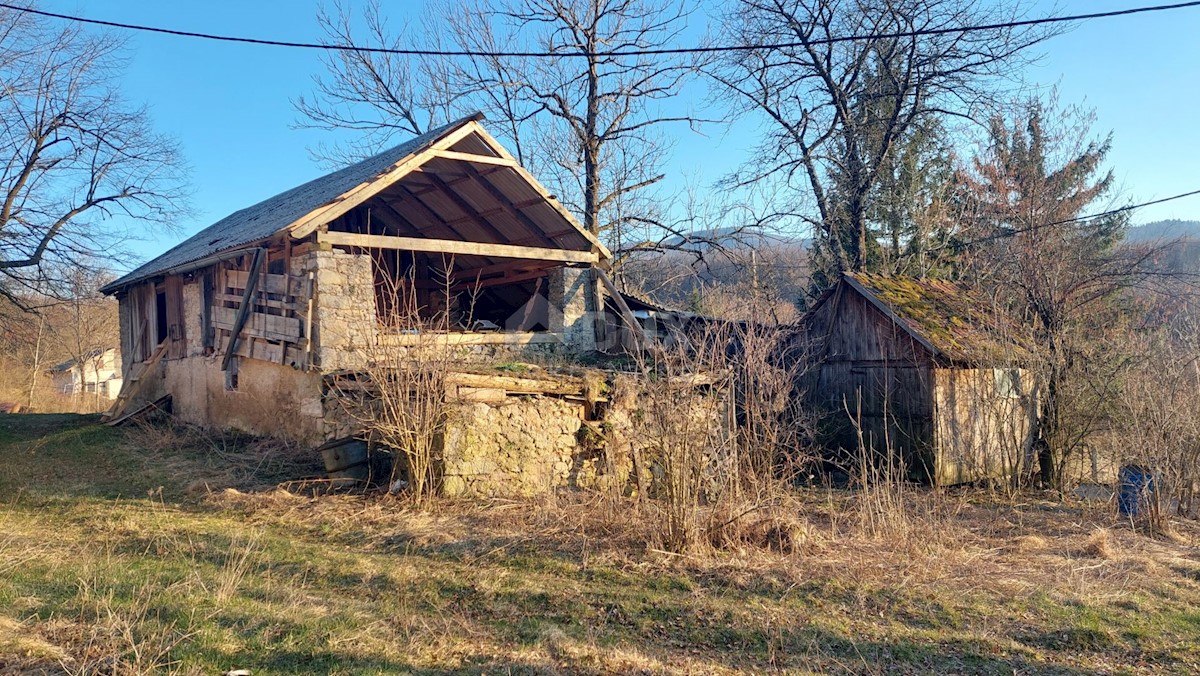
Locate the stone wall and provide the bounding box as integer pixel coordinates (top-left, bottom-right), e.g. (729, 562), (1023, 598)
(296, 249), (378, 372)
(548, 266), (597, 352)
(425, 374), (731, 499)
(439, 395), (589, 497)
(604, 374), (734, 500)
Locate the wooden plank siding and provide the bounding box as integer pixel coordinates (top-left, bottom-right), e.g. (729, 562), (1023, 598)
(804, 281), (938, 481)
(210, 254), (313, 371)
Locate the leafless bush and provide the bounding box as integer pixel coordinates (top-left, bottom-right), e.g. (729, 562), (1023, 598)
(330, 256), (463, 503)
(1105, 307), (1200, 529)
(629, 340), (733, 553)
(730, 318), (816, 492)
(627, 301), (815, 553)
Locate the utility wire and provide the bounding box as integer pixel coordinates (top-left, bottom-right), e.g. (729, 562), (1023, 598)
(1, 1), (1199, 58)
(959, 188), (1200, 247)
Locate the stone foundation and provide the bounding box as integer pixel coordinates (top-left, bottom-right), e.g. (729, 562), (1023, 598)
(440, 396), (588, 497)
(326, 368), (732, 499)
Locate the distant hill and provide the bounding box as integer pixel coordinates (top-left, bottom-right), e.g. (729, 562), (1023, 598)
(1124, 220), (1200, 273)
(1125, 219), (1200, 243)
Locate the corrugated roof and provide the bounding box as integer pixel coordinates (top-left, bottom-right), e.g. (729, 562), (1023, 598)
(845, 272), (1031, 365)
(102, 114), (482, 294)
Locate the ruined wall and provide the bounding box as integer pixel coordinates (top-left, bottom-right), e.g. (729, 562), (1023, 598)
(439, 396), (590, 498)
(433, 374), (731, 499)
(604, 374), (734, 500)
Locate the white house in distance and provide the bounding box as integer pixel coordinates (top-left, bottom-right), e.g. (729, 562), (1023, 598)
(49, 348), (124, 401)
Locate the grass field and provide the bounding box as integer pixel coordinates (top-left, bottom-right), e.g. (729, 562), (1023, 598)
(2, 413), (1200, 674)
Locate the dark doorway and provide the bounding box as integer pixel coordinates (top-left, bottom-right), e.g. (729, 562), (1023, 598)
(155, 290), (168, 344)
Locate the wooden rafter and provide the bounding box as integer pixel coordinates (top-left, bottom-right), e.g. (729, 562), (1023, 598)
(452, 268), (549, 292)
(422, 171), (512, 245)
(392, 184), (474, 242)
(317, 231), (598, 264)
(452, 123), (611, 259)
(456, 162), (559, 248)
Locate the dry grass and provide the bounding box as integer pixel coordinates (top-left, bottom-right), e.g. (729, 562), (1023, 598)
(4, 414), (1200, 673)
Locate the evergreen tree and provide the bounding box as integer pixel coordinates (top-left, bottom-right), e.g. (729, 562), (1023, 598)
(959, 97), (1139, 488)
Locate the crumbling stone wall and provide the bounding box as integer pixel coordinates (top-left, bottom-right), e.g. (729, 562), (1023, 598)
(320, 366), (732, 499)
(439, 396), (588, 497)
(604, 374), (734, 500)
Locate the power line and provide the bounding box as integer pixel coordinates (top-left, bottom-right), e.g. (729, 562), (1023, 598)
(1, 1), (1198, 58)
(960, 188), (1200, 247)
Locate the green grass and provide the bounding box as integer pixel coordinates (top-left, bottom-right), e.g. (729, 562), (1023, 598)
(2, 413), (1200, 674)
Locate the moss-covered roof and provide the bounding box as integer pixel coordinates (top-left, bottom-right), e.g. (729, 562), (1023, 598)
(845, 273), (1030, 365)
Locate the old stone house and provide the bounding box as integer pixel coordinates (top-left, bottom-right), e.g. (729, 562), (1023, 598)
(100, 114), (624, 441)
(49, 348), (123, 401)
(797, 272), (1037, 485)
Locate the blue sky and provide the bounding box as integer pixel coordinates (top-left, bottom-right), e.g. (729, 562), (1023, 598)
(36, 0), (1200, 267)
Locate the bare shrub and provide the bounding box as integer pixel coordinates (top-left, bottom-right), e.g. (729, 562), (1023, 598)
(730, 317), (816, 492)
(330, 255), (463, 503)
(1104, 313), (1200, 531)
(627, 301), (815, 553)
(624, 320), (736, 553)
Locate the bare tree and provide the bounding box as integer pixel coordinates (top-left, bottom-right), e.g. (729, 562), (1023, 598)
(298, 0), (699, 245)
(957, 97), (1161, 489)
(50, 268), (119, 411)
(294, 1), (455, 165)
(0, 3), (186, 307)
(707, 0), (1053, 295)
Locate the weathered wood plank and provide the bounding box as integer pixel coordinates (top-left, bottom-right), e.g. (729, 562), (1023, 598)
(446, 371), (583, 396)
(213, 306), (302, 342)
(213, 293), (303, 313)
(317, 231), (598, 264)
(224, 270), (307, 297)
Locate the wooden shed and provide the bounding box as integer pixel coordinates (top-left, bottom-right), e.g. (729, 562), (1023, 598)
(799, 272), (1037, 485)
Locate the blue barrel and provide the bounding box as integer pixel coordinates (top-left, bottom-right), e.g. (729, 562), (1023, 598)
(1117, 465), (1154, 516)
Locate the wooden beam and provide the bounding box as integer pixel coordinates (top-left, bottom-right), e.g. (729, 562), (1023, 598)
(288, 120), (482, 239)
(223, 248), (265, 371)
(596, 268), (648, 350)
(431, 150), (517, 167)
(458, 162), (560, 248)
(317, 231), (599, 264)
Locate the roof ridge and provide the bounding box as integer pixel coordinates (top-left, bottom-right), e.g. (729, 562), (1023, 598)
(102, 112), (485, 294)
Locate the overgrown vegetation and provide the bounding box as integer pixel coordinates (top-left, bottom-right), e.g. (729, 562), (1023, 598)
(3, 414), (1200, 674)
